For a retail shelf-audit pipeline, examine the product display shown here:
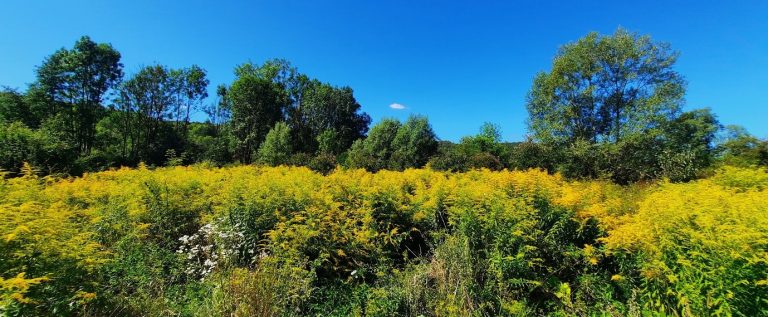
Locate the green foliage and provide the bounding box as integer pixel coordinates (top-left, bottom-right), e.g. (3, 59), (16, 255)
(426, 141), (467, 172)
(389, 115), (439, 170)
(345, 116), (438, 172)
(186, 122), (233, 165)
(289, 80), (371, 153)
(527, 28), (684, 144)
(1, 165), (767, 316)
(257, 122), (293, 166)
(308, 152), (338, 174)
(530, 109), (720, 184)
(717, 125), (768, 168)
(317, 129), (344, 155)
(0, 121), (78, 176)
(429, 123), (509, 172)
(598, 131), (663, 183)
(0, 88), (35, 128)
(115, 64), (209, 165)
(0, 123), (39, 175)
(658, 109), (720, 181)
(204, 259), (313, 317)
(508, 139), (557, 172)
(33, 36), (123, 154)
(345, 118), (402, 171)
(229, 62), (290, 164)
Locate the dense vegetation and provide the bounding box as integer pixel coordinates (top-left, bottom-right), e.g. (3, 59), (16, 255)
(2, 30), (766, 180)
(1, 165), (766, 316)
(2, 28), (768, 316)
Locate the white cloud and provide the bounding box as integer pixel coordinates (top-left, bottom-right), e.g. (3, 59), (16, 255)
(389, 103), (407, 110)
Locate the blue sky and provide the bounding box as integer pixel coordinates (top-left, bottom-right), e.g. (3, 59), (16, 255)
(1, 1), (766, 141)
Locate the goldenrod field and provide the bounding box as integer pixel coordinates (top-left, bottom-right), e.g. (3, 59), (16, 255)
(1, 165), (767, 316)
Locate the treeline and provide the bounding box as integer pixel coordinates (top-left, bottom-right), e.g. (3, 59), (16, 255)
(1, 29), (766, 182)
(0, 36), (373, 175)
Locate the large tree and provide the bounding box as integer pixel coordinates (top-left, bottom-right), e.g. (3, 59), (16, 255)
(117, 65), (176, 162)
(203, 85), (232, 129)
(33, 36), (123, 154)
(227, 59), (371, 162)
(526, 28), (685, 144)
(288, 79), (371, 153)
(115, 64), (208, 163)
(389, 115), (439, 170)
(170, 65), (209, 136)
(345, 118), (401, 171)
(0, 87), (35, 127)
(228, 62), (289, 163)
(346, 116), (437, 171)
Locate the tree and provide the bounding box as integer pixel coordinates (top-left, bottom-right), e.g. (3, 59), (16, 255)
(0, 87), (35, 127)
(0, 122), (38, 174)
(345, 118), (401, 171)
(115, 65), (177, 163)
(228, 63), (289, 163)
(203, 85), (232, 129)
(317, 129), (343, 155)
(186, 122), (232, 165)
(717, 125), (768, 167)
(235, 58), (300, 94)
(508, 138), (557, 172)
(170, 65), (209, 136)
(458, 122), (509, 170)
(660, 108), (720, 177)
(526, 28), (684, 144)
(429, 123), (509, 171)
(523, 29), (725, 183)
(226, 59), (370, 158)
(110, 64), (207, 165)
(257, 122), (293, 166)
(389, 115), (439, 170)
(346, 116), (437, 171)
(0, 121), (77, 175)
(33, 36), (123, 154)
(288, 80), (370, 153)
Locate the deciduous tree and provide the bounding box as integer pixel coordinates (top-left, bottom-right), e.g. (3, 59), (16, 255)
(526, 28), (684, 144)
(34, 36), (123, 154)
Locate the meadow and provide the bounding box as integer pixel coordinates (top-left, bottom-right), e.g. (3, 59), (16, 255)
(1, 164), (766, 316)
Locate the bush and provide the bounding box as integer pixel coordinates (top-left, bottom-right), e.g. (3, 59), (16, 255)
(0, 122), (37, 175)
(467, 152), (503, 170)
(257, 122), (292, 166)
(308, 152), (337, 174)
(508, 139), (556, 172)
(287, 152), (312, 167)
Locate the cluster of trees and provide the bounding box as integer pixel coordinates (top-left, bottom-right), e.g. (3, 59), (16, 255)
(522, 29), (718, 183)
(1, 30), (766, 182)
(0, 37), (374, 175)
(427, 29), (767, 183)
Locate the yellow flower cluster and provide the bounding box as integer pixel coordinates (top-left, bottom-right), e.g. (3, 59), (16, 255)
(1, 164), (765, 315)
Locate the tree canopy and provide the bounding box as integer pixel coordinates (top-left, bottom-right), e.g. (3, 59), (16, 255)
(33, 36), (123, 154)
(526, 28), (685, 144)
(0, 31), (760, 181)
